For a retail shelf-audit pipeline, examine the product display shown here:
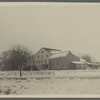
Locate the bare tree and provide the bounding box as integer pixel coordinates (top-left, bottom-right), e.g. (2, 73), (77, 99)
(1, 45), (32, 77)
(1, 50), (12, 70)
(79, 54), (92, 63)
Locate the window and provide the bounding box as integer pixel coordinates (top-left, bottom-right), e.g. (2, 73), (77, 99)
(41, 60), (43, 63)
(36, 61), (38, 63)
(46, 55), (48, 57)
(41, 65), (42, 68)
(45, 60), (46, 63)
(42, 55), (43, 58)
(42, 51), (43, 53)
(39, 60), (40, 63)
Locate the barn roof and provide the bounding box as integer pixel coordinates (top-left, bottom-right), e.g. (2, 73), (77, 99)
(72, 61), (84, 64)
(49, 51), (70, 59)
(88, 62), (100, 66)
(80, 59), (87, 62)
(72, 59), (87, 64)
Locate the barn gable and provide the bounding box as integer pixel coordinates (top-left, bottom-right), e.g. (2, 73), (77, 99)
(49, 51), (80, 70)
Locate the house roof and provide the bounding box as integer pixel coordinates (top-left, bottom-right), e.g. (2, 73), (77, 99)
(33, 47), (61, 57)
(49, 51), (70, 59)
(43, 47), (61, 54)
(43, 47), (61, 52)
(50, 50), (61, 54)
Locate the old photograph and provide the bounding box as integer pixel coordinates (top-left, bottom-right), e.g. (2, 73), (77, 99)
(0, 2), (100, 97)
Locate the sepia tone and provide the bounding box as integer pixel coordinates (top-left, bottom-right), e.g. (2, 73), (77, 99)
(0, 2), (100, 97)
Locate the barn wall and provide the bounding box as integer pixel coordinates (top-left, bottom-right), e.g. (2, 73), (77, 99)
(71, 63), (87, 70)
(76, 64), (87, 69)
(49, 57), (66, 70)
(75, 64), (82, 69)
(64, 52), (80, 69)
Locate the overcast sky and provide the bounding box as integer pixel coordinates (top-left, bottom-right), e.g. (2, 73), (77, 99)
(0, 3), (100, 61)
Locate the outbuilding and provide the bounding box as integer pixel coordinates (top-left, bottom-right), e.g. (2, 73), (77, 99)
(87, 62), (100, 69)
(71, 59), (87, 70)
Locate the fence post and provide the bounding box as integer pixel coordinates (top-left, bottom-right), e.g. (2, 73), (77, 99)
(19, 66), (22, 77)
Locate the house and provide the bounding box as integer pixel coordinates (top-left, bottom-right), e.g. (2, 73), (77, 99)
(49, 51), (80, 70)
(71, 59), (87, 69)
(33, 47), (61, 70)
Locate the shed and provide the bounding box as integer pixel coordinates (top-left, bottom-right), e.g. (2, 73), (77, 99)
(72, 60), (87, 69)
(87, 62), (100, 69)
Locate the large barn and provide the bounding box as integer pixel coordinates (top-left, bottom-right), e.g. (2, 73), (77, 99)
(49, 51), (80, 70)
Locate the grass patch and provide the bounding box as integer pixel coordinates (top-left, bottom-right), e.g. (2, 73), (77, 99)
(4, 88), (12, 95)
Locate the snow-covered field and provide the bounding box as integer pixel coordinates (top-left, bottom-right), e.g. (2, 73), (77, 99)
(1, 70), (100, 95)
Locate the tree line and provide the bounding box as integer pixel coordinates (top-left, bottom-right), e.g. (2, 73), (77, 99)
(0, 45), (93, 72)
(0, 45), (34, 74)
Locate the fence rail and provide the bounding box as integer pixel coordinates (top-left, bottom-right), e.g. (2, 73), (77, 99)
(22, 71), (55, 75)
